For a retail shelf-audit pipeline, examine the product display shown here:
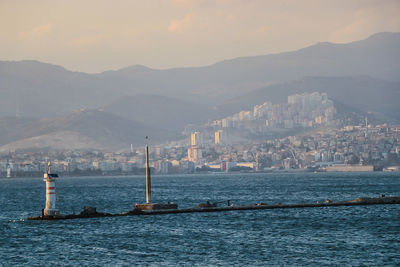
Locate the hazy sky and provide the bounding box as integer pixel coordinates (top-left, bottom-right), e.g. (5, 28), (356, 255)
(1, 0), (399, 73)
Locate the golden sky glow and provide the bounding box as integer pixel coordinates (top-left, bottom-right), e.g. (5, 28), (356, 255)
(1, 0), (399, 73)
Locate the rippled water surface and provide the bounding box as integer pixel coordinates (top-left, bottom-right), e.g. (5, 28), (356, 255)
(1, 172), (400, 266)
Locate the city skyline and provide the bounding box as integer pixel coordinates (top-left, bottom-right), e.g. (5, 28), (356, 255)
(1, 122), (399, 176)
(1, 91), (399, 176)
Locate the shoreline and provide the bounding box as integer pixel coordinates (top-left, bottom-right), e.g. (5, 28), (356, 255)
(1, 169), (400, 179)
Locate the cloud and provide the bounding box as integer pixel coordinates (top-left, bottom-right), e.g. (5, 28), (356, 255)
(330, 5), (400, 43)
(67, 35), (103, 50)
(168, 14), (194, 33)
(19, 23), (53, 39)
(172, 0), (206, 8)
(329, 9), (371, 43)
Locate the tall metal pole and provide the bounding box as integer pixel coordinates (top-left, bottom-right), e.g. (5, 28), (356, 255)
(145, 144), (151, 204)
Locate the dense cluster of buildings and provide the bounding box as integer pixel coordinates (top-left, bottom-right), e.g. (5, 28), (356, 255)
(208, 92), (337, 131)
(1, 92), (399, 177)
(1, 123), (399, 177)
(183, 123), (399, 172)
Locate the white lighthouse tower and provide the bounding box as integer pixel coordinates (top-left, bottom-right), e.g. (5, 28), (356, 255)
(43, 162), (59, 216)
(6, 162), (11, 178)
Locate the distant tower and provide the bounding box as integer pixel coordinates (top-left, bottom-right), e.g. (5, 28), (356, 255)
(43, 162), (59, 216)
(130, 144), (134, 154)
(214, 130), (223, 145)
(191, 131), (200, 147)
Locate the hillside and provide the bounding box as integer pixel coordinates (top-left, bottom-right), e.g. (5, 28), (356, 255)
(103, 94), (217, 131)
(216, 76), (400, 122)
(0, 110), (173, 152)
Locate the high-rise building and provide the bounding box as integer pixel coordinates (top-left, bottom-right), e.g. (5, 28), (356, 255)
(188, 147), (202, 162)
(191, 131), (200, 147)
(214, 130), (224, 145)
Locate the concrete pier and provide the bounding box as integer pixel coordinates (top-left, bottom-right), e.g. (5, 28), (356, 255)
(27, 195), (400, 221)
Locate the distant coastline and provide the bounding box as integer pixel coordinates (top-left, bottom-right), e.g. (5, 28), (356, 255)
(3, 166), (400, 179)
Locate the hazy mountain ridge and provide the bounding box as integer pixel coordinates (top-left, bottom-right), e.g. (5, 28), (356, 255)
(103, 94), (216, 131)
(0, 110), (173, 151)
(1, 32), (399, 117)
(0, 32), (399, 150)
(0, 131), (106, 153)
(0, 60), (120, 118)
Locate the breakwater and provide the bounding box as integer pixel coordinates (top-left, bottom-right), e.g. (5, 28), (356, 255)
(28, 195), (400, 221)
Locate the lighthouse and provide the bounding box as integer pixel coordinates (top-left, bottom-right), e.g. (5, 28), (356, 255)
(43, 162), (59, 216)
(6, 162), (11, 178)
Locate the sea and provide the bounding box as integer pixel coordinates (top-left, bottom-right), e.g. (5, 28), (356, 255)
(0, 172), (399, 266)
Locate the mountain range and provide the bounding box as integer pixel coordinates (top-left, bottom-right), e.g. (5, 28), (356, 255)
(0, 109), (170, 152)
(0, 32), (399, 151)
